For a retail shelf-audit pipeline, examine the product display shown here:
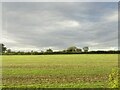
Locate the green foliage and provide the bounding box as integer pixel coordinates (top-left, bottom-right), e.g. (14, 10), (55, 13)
(83, 47), (89, 52)
(108, 68), (119, 88)
(1, 44), (120, 55)
(0, 44), (7, 53)
(66, 46), (82, 53)
(46, 49), (53, 53)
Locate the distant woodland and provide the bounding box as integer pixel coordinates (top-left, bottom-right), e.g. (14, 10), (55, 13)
(0, 44), (120, 55)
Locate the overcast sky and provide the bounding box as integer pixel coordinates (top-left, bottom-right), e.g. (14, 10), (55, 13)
(2, 2), (118, 51)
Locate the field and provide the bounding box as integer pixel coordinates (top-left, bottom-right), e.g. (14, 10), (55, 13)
(2, 54), (118, 88)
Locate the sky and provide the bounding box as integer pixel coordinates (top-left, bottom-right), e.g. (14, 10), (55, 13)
(1, 2), (118, 51)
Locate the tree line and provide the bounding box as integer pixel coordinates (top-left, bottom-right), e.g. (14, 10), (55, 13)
(0, 44), (119, 55)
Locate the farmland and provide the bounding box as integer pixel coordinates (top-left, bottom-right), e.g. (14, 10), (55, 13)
(2, 54), (118, 88)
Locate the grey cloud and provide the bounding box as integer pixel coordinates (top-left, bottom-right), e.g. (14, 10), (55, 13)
(2, 2), (118, 51)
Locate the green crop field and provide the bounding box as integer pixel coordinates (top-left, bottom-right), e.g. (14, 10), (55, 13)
(2, 54), (118, 88)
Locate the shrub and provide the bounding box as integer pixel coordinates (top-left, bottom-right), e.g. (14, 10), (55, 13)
(108, 68), (119, 88)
